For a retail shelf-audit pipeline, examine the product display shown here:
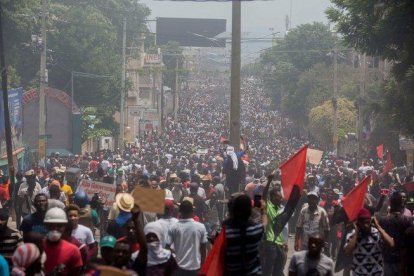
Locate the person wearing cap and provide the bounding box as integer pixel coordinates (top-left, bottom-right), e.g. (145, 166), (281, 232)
(43, 207), (83, 275)
(155, 199), (179, 248)
(99, 235), (117, 265)
(168, 200), (207, 275)
(40, 179), (67, 204)
(17, 170), (42, 217)
(47, 184), (65, 210)
(0, 208), (23, 268)
(344, 208), (394, 276)
(295, 191), (330, 252)
(106, 193), (135, 239)
(11, 243), (44, 276)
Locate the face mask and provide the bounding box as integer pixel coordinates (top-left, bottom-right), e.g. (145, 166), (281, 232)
(47, 230), (62, 242)
(147, 241), (161, 251)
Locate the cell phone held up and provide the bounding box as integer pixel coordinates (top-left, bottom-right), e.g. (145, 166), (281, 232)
(254, 194), (262, 208)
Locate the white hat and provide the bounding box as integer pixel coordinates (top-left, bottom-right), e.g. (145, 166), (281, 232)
(44, 207), (68, 223)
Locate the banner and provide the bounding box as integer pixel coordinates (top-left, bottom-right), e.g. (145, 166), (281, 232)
(306, 148), (323, 165)
(76, 179), (116, 208)
(0, 88), (23, 152)
(132, 187), (165, 214)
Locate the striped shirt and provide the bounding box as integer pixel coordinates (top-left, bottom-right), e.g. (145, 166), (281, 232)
(225, 222), (264, 275)
(0, 227), (23, 266)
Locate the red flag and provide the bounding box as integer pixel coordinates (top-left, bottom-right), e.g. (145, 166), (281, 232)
(376, 144), (384, 159)
(382, 151), (393, 176)
(279, 145), (308, 200)
(342, 176), (370, 221)
(199, 228), (226, 276)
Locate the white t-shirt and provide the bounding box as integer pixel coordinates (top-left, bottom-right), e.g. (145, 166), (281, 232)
(72, 224), (95, 245)
(157, 217), (179, 248)
(168, 218), (208, 270)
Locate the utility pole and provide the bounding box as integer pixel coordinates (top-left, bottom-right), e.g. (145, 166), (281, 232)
(332, 48), (338, 155)
(174, 57), (179, 120)
(357, 54), (366, 166)
(119, 16), (126, 149)
(0, 2), (16, 190)
(71, 71), (74, 113)
(230, 0), (241, 150)
(38, 0), (48, 163)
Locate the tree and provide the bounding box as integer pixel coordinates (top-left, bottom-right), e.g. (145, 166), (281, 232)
(161, 41), (185, 90)
(309, 97), (356, 147)
(326, 0), (414, 158)
(326, 0), (414, 79)
(281, 62), (360, 128)
(258, 22), (337, 112)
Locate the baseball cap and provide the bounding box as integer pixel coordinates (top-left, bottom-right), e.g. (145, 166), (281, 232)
(307, 190), (319, 198)
(100, 235), (117, 248)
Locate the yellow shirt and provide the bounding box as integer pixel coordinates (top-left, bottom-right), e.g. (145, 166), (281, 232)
(61, 184), (73, 205)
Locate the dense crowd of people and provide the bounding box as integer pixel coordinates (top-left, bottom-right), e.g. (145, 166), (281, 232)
(0, 78), (413, 275)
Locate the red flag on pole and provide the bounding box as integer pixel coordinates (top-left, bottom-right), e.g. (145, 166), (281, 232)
(382, 151), (393, 176)
(342, 176), (370, 221)
(199, 228), (226, 276)
(376, 144), (384, 159)
(279, 145), (308, 201)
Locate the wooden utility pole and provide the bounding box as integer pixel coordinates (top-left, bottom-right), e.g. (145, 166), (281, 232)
(332, 48), (338, 155)
(174, 57), (179, 120)
(0, 3), (15, 189)
(38, 0), (48, 162)
(230, 0), (241, 150)
(357, 54), (366, 165)
(119, 16), (126, 149)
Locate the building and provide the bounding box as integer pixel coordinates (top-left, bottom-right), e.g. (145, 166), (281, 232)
(123, 51), (165, 142)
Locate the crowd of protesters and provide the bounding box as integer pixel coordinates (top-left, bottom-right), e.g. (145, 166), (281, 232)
(0, 78), (413, 275)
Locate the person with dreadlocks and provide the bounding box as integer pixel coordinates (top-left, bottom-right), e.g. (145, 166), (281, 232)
(222, 145), (246, 195)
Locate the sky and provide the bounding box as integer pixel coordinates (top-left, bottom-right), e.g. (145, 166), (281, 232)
(141, 0), (333, 63)
(141, 0), (332, 34)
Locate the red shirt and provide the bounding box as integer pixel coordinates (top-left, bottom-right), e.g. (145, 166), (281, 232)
(44, 239), (83, 275)
(0, 183), (10, 202)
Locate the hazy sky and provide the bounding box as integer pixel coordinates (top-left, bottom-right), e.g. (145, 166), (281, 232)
(141, 0), (332, 34)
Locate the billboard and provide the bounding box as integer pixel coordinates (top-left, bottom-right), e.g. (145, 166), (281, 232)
(0, 88), (23, 146)
(156, 17), (226, 47)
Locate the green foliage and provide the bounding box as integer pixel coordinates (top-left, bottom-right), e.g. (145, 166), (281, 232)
(309, 97), (356, 146)
(161, 41), (185, 90)
(327, 0), (414, 155)
(258, 23), (337, 113)
(7, 66), (21, 88)
(81, 106), (115, 141)
(326, 0), (414, 80)
(2, 0), (150, 140)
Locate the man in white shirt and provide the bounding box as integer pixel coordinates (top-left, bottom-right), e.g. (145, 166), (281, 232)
(66, 204), (97, 254)
(169, 200), (207, 275)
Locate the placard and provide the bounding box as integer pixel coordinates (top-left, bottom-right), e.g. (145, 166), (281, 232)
(76, 179), (116, 208)
(307, 148), (324, 165)
(132, 187), (165, 214)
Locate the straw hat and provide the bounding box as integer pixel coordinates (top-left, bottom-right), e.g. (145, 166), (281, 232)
(115, 193), (134, 212)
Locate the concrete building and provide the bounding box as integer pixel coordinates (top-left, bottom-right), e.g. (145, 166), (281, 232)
(123, 52), (165, 142)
